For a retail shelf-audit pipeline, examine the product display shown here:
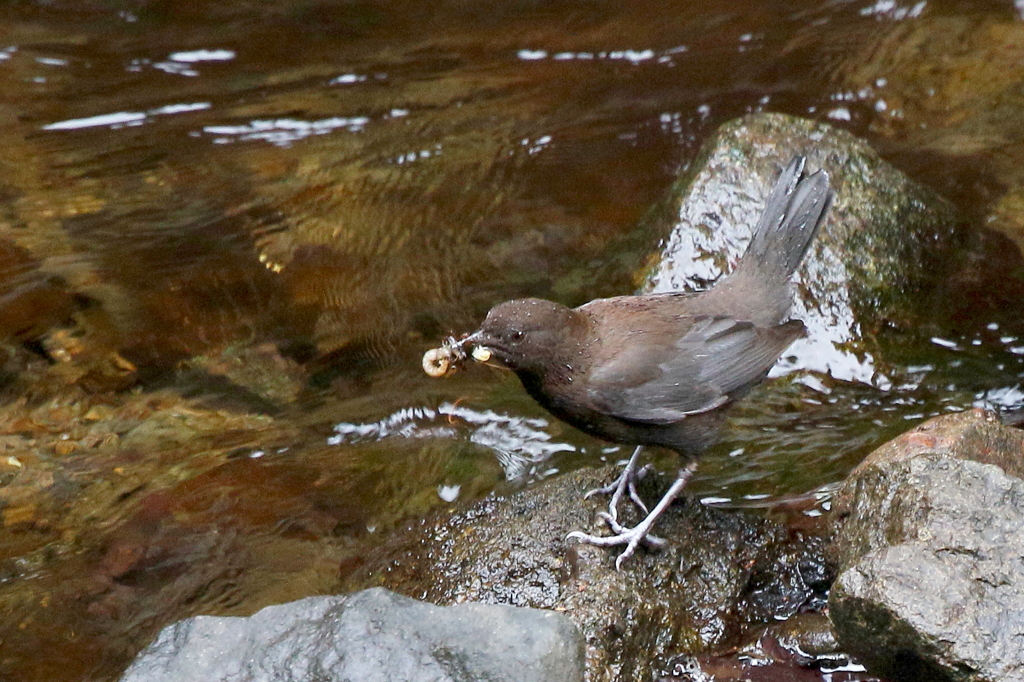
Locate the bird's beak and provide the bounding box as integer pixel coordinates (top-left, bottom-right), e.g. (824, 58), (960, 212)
(459, 331), (501, 366)
(423, 330), (499, 378)
(459, 331), (493, 363)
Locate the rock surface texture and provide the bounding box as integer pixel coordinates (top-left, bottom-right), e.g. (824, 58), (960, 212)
(119, 587), (585, 682)
(340, 466), (832, 682)
(829, 409), (1024, 682)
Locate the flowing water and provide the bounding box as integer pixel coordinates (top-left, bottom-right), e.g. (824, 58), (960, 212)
(2, 1), (1024, 679)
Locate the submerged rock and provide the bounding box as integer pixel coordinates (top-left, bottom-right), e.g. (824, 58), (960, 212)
(340, 467), (831, 682)
(817, 13), (1024, 252)
(119, 587), (583, 682)
(828, 409), (1024, 682)
(662, 612), (859, 681)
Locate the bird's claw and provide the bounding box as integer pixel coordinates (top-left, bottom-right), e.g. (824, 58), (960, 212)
(566, 522), (666, 570)
(626, 479), (649, 516)
(582, 481), (617, 499)
(594, 512), (666, 546)
(567, 509), (668, 570)
(569, 462), (697, 569)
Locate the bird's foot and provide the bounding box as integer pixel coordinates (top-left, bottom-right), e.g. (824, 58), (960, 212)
(567, 511), (667, 571)
(568, 461), (698, 570)
(581, 446), (650, 523)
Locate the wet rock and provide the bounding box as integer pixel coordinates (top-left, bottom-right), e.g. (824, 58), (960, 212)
(640, 112), (987, 386)
(119, 587), (584, 682)
(340, 467), (830, 682)
(661, 612), (866, 682)
(746, 612), (844, 666)
(828, 409), (1024, 682)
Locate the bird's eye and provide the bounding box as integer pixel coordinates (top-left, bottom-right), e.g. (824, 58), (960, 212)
(510, 329), (525, 341)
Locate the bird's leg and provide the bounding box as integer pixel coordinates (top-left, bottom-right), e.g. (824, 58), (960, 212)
(568, 460), (699, 570)
(581, 445), (649, 523)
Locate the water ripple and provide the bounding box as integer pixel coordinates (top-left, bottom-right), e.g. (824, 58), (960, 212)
(329, 403), (575, 480)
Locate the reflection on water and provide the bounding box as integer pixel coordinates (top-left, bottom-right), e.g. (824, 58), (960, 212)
(202, 116), (371, 146)
(859, 0), (927, 20)
(976, 385), (1024, 411)
(330, 402), (574, 481)
(1, 0), (1024, 680)
(43, 102), (213, 131)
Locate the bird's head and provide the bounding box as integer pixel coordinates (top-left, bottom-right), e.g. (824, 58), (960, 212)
(462, 298), (580, 374)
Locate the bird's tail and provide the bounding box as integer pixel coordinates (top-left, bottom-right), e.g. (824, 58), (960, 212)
(733, 156), (831, 286)
(733, 154), (827, 286)
(722, 156), (831, 324)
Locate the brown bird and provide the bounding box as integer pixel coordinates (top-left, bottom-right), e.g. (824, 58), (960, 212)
(428, 157), (831, 568)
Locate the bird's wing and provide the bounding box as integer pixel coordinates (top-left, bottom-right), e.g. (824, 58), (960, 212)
(585, 315), (803, 424)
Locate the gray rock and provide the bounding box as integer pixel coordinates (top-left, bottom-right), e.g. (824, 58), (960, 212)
(119, 587), (584, 682)
(829, 409), (1024, 682)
